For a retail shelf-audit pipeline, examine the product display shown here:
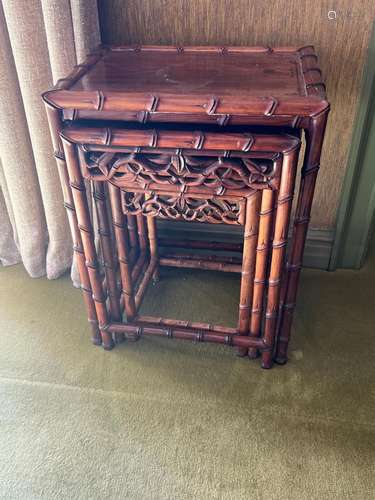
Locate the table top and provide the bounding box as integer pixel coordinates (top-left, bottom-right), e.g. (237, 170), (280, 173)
(43, 45), (329, 125)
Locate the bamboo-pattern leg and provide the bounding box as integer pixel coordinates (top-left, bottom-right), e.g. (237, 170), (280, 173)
(237, 191), (262, 356)
(261, 149), (298, 368)
(108, 184), (137, 324)
(275, 112), (328, 364)
(136, 214), (148, 254)
(127, 214), (139, 262)
(145, 194), (159, 283)
(44, 103), (102, 346)
(61, 138), (114, 350)
(123, 213), (149, 289)
(248, 189), (275, 359)
(93, 181), (124, 343)
(104, 183), (123, 305)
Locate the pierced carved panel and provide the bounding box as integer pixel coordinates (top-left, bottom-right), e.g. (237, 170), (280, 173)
(80, 150), (279, 194)
(122, 191), (245, 225)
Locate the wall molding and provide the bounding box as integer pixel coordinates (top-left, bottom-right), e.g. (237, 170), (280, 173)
(157, 221), (334, 270)
(302, 228), (334, 270)
(330, 21), (375, 270)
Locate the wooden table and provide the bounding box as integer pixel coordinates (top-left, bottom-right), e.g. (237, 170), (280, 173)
(43, 45), (330, 368)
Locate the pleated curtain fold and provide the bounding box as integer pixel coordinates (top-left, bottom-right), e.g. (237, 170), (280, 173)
(0, 0), (101, 279)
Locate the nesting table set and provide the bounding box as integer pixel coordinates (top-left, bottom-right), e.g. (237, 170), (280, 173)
(43, 45), (329, 368)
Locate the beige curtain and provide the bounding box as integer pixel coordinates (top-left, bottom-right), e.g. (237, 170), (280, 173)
(0, 0), (101, 279)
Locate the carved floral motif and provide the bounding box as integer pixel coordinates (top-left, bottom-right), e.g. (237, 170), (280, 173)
(81, 150), (278, 194)
(122, 191), (245, 225)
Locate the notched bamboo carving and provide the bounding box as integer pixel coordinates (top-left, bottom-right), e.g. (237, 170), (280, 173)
(81, 150), (279, 194)
(121, 191), (245, 225)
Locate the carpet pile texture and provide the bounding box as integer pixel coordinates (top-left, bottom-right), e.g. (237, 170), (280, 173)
(0, 245), (374, 499)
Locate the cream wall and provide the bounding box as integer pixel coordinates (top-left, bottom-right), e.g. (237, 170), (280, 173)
(98, 0), (375, 229)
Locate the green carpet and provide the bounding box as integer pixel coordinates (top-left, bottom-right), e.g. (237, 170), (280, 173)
(1, 244), (375, 499)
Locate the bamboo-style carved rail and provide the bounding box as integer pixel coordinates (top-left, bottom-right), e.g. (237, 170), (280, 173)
(66, 126), (300, 153)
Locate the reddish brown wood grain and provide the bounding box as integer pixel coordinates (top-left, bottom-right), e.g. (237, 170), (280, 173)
(107, 182), (137, 322)
(61, 138), (114, 350)
(248, 189), (275, 359)
(237, 191), (262, 355)
(42, 44), (328, 127)
(62, 125), (301, 153)
(44, 102), (102, 347)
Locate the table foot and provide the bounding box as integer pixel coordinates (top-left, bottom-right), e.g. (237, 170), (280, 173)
(274, 356), (288, 365)
(125, 333), (141, 342)
(247, 348), (259, 359)
(152, 267), (160, 285)
(90, 322), (102, 346)
(236, 347), (248, 357)
(261, 351), (273, 369)
(101, 330), (115, 350)
(261, 361), (273, 369)
(114, 332), (125, 344)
